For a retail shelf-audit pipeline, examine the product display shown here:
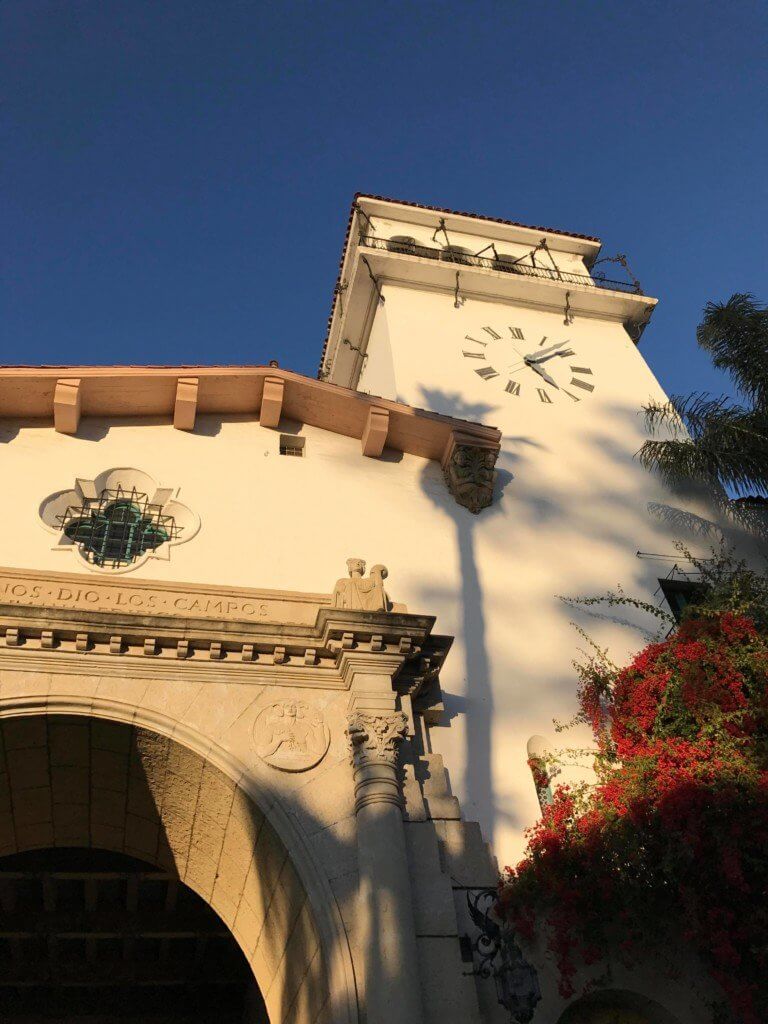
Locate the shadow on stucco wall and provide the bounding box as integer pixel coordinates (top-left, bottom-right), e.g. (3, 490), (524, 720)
(413, 386), (752, 854)
(416, 388), (520, 847)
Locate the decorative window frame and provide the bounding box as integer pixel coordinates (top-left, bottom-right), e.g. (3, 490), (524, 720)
(39, 468), (200, 575)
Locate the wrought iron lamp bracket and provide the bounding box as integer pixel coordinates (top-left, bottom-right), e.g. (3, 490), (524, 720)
(465, 888), (541, 1024)
(454, 271), (465, 308)
(432, 216), (451, 247)
(361, 256), (385, 305)
(354, 204), (376, 237)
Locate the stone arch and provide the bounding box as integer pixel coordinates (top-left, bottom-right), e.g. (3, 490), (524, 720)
(558, 989), (684, 1024)
(0, 710), (344, 1024)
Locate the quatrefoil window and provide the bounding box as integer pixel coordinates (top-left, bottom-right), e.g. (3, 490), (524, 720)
(39, 469), (200, 574)
(59, 487), (179, 568)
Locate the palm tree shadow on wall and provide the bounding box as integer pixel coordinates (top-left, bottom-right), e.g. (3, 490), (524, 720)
(416, 388), (525, 845)
(411, 390), (729, 845)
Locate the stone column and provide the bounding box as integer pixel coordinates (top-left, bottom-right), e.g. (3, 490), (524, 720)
(347, 683), (424, 1024)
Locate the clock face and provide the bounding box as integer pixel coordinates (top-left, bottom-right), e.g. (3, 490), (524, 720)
(461, 323), (595, 404)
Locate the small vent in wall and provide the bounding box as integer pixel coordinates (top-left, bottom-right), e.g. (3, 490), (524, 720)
(279, 435), (305, 458)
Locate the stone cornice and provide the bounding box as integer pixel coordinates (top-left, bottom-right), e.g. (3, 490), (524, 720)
(0, 568), (451, 699)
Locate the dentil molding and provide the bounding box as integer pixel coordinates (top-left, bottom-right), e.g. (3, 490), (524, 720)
(0, 564), (451, 710)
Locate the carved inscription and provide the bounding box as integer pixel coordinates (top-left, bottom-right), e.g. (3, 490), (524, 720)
(0, 572), (324, 626)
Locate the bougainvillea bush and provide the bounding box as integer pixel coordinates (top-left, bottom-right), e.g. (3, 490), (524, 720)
(498, 558), (768, 1024)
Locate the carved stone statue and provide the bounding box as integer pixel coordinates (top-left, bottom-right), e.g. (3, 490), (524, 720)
(332, 558), (391, 611)
(443, 444), (497, 514)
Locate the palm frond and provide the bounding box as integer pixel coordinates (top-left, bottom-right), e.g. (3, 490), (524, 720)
(641, 387), (768, 498)
(644, 393), (753, 438)
(639, 415), (768, 496)
(696, 293), (768, 409)
(640, 294), (768, 541)
(726, 498), (768, 545)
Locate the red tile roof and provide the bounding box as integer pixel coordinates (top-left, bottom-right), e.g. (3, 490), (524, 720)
(354, 193), (602, 244)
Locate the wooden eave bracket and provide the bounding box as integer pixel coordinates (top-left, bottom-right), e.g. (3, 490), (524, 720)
(53, 379), (82, 435)
(174, 377), (199, 431)
(4, 366), (503, 468)
(441, 429), (501, 515)
(361, 406), (390, 457)
(260, 376), (284, 429)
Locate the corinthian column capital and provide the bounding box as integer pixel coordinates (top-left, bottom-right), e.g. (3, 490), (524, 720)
(347, 710), (408, 768)
(346, 709), (408, 813)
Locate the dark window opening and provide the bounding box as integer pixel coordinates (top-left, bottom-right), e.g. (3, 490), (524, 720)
(386, 234), (418, 254)
(494, 252), (525, 273)
(440, 244), (473, 265)
(279, 434), (305, 458)
(659, 578), (706, 623)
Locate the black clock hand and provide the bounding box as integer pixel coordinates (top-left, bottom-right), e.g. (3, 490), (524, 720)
(524, 340), (569, 361)
(524, 358), (558, 388)
(529, 348), (575, 364)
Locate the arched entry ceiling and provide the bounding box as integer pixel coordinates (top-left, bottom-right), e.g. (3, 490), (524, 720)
(0, 846), (261, 1023)
(0, 714), (332, 1024)
(558, 990), (683, 1024)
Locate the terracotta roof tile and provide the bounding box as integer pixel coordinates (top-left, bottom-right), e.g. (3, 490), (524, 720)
(353, 193), (601, 244)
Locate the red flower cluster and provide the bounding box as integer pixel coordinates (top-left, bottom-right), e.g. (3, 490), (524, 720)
(498, 613), (768, 1023)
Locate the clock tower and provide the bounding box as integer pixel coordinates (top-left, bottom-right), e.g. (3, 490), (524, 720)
(0, 194), (722, 1024)
(320, 195), (659, 441)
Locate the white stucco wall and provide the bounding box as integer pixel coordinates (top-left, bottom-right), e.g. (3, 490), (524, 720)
(0, 302), (721, 866)
(354, 280), (728, 860)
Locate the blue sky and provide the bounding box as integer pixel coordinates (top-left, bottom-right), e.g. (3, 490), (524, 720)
(2, 1), (766, 401)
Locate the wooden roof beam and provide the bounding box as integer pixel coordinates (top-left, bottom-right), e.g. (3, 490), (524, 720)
(260, 375), (284, 428)
(173, 376), (199, 431)
(53, 378), (81, 435)
(0, 365), (501, 468)
(361, 406), (390, 457)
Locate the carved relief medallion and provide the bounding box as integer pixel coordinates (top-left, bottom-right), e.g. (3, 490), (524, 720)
(252, 700), (330, 772)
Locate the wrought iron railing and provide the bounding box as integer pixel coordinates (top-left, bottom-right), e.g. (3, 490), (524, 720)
(358, 234), (643, 294)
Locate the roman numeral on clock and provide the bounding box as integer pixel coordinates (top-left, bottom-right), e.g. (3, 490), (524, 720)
(465, 336), (487, 347)
(537, 388), (553, 404)
(476, 366), (500, 380)
(482, 326), (502, 340)
(570, 366), (595, 392)
(505, 380), (521, 395)
(508, 327), (524, 340)
(463, 350), (486, 359)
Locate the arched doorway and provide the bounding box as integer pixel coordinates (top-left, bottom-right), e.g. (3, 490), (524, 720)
(558, 990), (682, 1024)
(0, 846), (262, 1022)
(0, 714), (332, 1024)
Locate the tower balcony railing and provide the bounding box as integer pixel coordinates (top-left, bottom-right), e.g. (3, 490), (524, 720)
(358, 234), (643, 294)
